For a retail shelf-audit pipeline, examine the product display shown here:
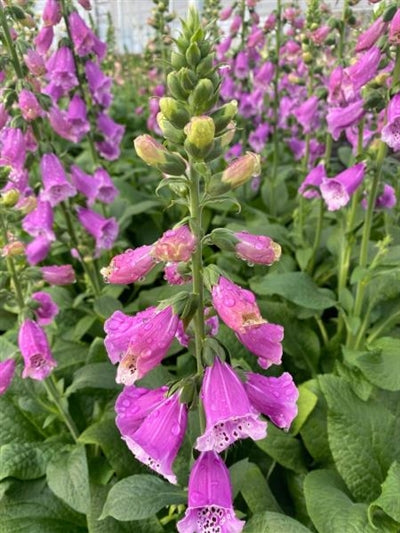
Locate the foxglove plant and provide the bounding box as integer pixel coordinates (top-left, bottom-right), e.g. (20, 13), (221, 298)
(102, 9), (298, 529)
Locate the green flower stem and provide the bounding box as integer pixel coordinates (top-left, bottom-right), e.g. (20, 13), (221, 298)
(270, 0), (282, 217)
(0, 5), (23, 78)
(188, 159), (206, 433)
(0, 211), (25, 315)
(323, 133), (333, 173)
(59, 0), (99, 168)
(367, 309), (400, 345)
(307, 197), (324, 274)
(43, 375), (79, 442)
(60, 202), (102, 297)
(338, 0), (349, 64)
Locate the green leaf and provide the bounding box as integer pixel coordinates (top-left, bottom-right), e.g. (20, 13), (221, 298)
(87, 483), (163, 533)
(0, 441), (63, 481)
(344, 338), (400, 391)
(291, 384), (318, 435)
(255, 424), (307, 474)
(66, 363), (119, 395)
(117, 200), (161, 226)
(79, 415), (141, 478)
(320, 375), (400, 502)
(369, 461), (400, 525)
(0, 395), (42, 446)
(0, 478), (86, 533)
(93, 295), (122, 320)
(100, 475), (187, 521)
(250, 272), (335, 310)
(72, 315), (97, 341)
(46, 444), (90, 515)
(244, 511), (312, 532)
(0, 336), (18, 358)
(304, 470), (386, 533)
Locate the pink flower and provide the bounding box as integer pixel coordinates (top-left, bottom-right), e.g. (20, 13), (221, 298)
(101, 246), (156, 284)
(382, 93), (400, 152)
(177, 451), (244, 533)
(234, 231), (281, 265)
(18, 319), (57, 380)
(40, 154), (76, 206)
(18, 90), (43, 121)
(320, 162), (366, 211)
(76, 207), (118, 254)
(355, 16), (387, 52)
(389, 8), (400, 44)
(42, 0), (61, 26)
(153, 225), (196, 262)
(0, 359), (16, 395)
(164, 262), (192, 286)
(298, 163), (326, 199)
(31, 292), (59, 326)
(41, 265), (76, 285)
(68, 11), (106, 59)
(195, 358), (267, 452)
(26, 235), (52, 265)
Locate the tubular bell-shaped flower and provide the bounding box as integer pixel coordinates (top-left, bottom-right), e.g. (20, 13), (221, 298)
(41, 265), (76, 285)
(31, 292), (59, 326)
(177, 451), (245, 533)
(195, 357), (267, 452)
(40, 154), (76, 206)
(76, 207), (118, 254)
(101, 245), (156, 284)
(234, 231), (281, 265)
(320, 162), (366, 211)
(116, 387), (187, 483)
(153, 225), (196, 262)
(298, 163), (326, 199)
(382, 93), (400, 152)
(0, 359), (16, 395)
(18, 319), (57, 380)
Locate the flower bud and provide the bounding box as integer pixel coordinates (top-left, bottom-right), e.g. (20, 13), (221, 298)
(185, 42), (201, 68)
(188, 78), (216, 114)
(101, 246), (156, 284)
(153, 225), (196, 262)
(211, 101), (238, 134)
(179, 68), (198, 92)
(389, 9), (400, 44)
(167, 71), (189, 100)
(2, 240), (25, 257)
(134, 135), (168, 165)
(221, 152), (261, 189)
(159, 97), (190, 129)
(184, 116), (215, 159)
(157, 113), (185, 144)
(196, 53), (215, 77)
(0, 188), (19, 207)
(234, 231), (282, 265)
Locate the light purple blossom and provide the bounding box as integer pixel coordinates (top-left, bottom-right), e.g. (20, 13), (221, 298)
(382, 93), (400, 151)
(327, 100), (365, 141)
(18, 90), (43, 121)
(40, 154), (76, 206)
(42, 0), (62, 26)
(18, 319), (57, 380)
(298, 163), (327, 199)
(0, 359), (16, 395)
(0, 128), (26, 170)
(34, 26), (54, 55)
(41, 265), (76, 285)
(76, 207), (118, 254)
(69, 11), (106, 59)
(101, 246), (156, 284)
(320, 162), (366, 211)
(85, 60), (112, 108)
(46, 47), (78, 94)
(26, 235), (52, 265)
(95, 113), (124, 161)
(153, 225), (196, 263)
(22, 200), (55, 241)
(234, 231), (281, 265)
(31, 292), (59, 326)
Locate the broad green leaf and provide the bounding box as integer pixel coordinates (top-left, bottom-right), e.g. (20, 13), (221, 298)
(320, 375), (400, 502)
(79, 415), (141, 478)
(87, 483), (163, 533)
(0, 441), (63, 481)
(93, 295), (122, 320)
(0, 336), (18, 358)
(100, 474), (187, 521)
(369, 461), (400, 525)
(46, 444), (90, 515)
(250, 272), (335, 310)
(244, 511), (312, 532)
(72, 315), (97, 341)
(0, 309), (18, 330)
(0, 395), (42, 446)
(66, 363), (119, 395)
(255, 424), (307, 474)
(344, 338), (400, 391)
(52, 339), (87, 369)
(230, 459), (280, 514)
(304, 470), (394, 533)
(0, 478), (86, 533)
(291, 384), (318, 435)
(117, 200), (161, 226)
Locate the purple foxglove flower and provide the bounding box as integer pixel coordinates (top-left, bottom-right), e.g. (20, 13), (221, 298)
(40, 154), (76, 206)
(343, 46), (381, 101)
(95, 112), (124, 161)
(78, 0), (92, 9)
(5, 169), (29, 194)
(0, 359), (16, 395)
(41, 264), (76, 285)
(327, 100), (365, 141)
(18, 319), (57, 380)
(234, 231), (281, 265)
(176, 308), (218, 347)
(70, 164), (98, 204)
(295, 96), (319, 134)
(24, 50), (46, 76)
(18, 89), (43, 122)
(249, 123), (270, 153)
(117, 389), (187, 483)
(48, 106), (72, 140)
(212, 276), (263, 332)
(31, 291), (59, 326)
(0, 103), (9, 130)
(245, 372), (298, 430)
(111, 306), (179, 384)
(153, 225), (196, 263)
(237, 322), (284, 369)
(196, 358), (267, 452)
(382, 93), (400, 151)
(104, 310), (145, 364)
(320, 162), (366, 211)
(22, 200), (54, 240)
(247, 26), (264, 48)
(46, 47), (78, 93)
(220, 75), (236, 101)
(66, 95), (90, 141)
(216, 37), (232, 60)
(389, 8), (400, 45)
(298, 163), (326, 199)
(177, 451), (245, 533)
(310, 25), (330, 45)
(68, 11), (106, 59)
(85, 60), (112, 108)
(26, 235), (52, 265)
(254, 61), (274, 90)
(164, 262), (191, 286)
(225, 142), (243, 161)
(220, 6), (233, 20)
(230, 15), (242, 35)
(76, 207), (118, 254)
(0, 128), (26, 170)
(43, 0), (61, 26)
(101, 245), (156, 284)
(355, 16), (387, 52)
(93, 168), (118, 203)
(327, 66), (345, 106)
(34, 26), (54, 55)
(362, 183), (397, 210)
(115, 385), (168, 436)
(234, 51), (249, 80)
(264, 13), (276, 31)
